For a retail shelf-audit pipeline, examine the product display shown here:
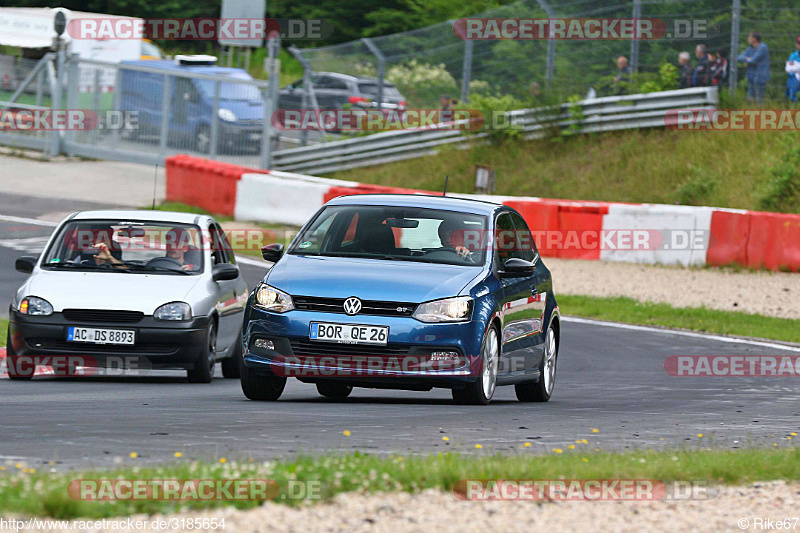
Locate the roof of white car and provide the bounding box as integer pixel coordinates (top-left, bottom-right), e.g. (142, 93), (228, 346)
(69, 210), (210, 225)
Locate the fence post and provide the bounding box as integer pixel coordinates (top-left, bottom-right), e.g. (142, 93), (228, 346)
(289, 46), (320, 147)
(729, 0), (741, 94)
(536, 0), (556, 88)
(210, 80), (220, 159)
(45, 55), (60, 157)
(261, 34), (280, 169)
(89, 67), (101, 145)
(461, 39), (473, 103)
(64, 54), (80, 155)
(630, 0), (641, 73)
(158, 73), (171, 163)
(361, 37), (386, 110)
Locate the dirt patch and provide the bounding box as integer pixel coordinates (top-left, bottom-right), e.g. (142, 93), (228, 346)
(17, 482), (799, 532)
(545, 258), (800, 319)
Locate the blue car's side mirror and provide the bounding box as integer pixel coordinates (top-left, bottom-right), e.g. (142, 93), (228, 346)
(261, 243), (285, 262)
(499, 258), (534, 278)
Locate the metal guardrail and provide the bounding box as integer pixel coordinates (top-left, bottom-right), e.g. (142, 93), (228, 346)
(272, 86), (718, 175)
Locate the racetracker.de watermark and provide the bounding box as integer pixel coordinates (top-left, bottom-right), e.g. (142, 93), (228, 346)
(454, 479), (714, 500)
(665, 356), (800, 377)
(66, 18), (333, 41)
(67, 479), (320, 501)
(0, 110), (138, 131)
(666, 109), (800, 131)
(453, 18), (710, 40)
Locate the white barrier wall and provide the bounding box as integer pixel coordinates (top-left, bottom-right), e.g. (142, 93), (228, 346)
(600, 204), (714, 266)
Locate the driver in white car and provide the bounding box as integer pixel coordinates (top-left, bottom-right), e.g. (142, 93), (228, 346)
(94, 227), (197, 271)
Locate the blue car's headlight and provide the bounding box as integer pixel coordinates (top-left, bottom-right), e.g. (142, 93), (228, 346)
(154, 302), (192, 321)
(413, 297), (473, 323)
(254, 283), (294, 313)
(19, 296), (53, 316)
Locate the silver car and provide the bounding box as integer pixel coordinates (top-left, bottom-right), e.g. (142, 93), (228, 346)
(6, 210), (249, 382)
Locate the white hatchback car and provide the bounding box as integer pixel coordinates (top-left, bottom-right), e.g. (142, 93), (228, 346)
(6, 210), (249, 382)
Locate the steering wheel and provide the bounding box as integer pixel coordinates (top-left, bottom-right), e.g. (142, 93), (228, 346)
(428, 247), (476, 264)
(146, 256), (184, 270)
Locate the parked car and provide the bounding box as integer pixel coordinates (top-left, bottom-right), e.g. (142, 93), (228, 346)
(277, 72), (407, 112)
(119, 56), (264, 154)
(7, 210), (248, 382)
(239, 194), (560, 405)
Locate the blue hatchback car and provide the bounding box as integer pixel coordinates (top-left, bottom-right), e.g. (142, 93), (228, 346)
(239, 194), (560, 405)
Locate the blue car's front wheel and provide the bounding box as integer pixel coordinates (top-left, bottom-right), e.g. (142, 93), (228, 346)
(452, 325), (498, 405)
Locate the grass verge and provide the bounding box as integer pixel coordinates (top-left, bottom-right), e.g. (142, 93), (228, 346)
(559, 295), (800, 344)
(0, 317), (7, 347)
(329, 128), (800, 214)
(1, 449), (798, 519)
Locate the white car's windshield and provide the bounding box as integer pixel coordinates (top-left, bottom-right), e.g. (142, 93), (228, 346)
(289, 205), (487, 266)
(41, 220), (205, 275)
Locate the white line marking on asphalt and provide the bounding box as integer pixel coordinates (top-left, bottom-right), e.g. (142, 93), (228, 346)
(0, 214), (58, 227)
(562, 316), (800, 352)
(236, 256), (270, 268)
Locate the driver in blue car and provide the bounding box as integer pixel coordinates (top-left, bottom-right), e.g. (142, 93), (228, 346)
(438, 217), (474, 260)
(94, 227), (197, 271)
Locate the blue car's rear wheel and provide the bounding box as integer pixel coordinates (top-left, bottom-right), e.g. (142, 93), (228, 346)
(516, 325), (557, 402)
(316, 381), (353, 399)
(452, 325), (498, 405)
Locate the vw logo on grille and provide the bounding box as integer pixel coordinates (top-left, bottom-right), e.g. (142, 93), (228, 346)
(343, 297), (362, 316)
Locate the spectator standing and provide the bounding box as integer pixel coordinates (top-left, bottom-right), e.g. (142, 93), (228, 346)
(678, 51), (692, 88)
(785, 37), (800, 103)
(737, 31), (770, 104)
(710, 48), (729, 87)
(692, 44), (713, 87)
(614, 56), (632, 94)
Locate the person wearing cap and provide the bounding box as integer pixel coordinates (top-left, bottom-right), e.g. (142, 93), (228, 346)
(785, 37), (800, 103)
(737, 31), (770, 104)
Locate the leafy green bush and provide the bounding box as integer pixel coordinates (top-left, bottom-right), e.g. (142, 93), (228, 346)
(675, 165), (720, 206)
(455, 93), (527, 144)
(759, 136), (800, 213)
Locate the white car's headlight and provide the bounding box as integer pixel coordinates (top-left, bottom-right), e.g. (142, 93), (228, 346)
(154, 302), (192, 321)
(218, 108), (237, 122)
(255, 283), (294, 313)
(19, 296), (53, 316)
(413, 297), (473, 323)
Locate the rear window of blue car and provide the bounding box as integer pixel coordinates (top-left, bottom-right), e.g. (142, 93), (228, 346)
(289, 205), (487, 267)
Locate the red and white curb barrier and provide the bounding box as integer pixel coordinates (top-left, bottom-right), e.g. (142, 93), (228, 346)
(165, 155), (800, 272)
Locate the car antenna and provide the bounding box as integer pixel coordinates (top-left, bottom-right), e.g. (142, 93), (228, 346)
(151, 164), (158, 210)
(442, 175), (448, 196)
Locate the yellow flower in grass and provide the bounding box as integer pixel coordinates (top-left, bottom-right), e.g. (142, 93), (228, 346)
(475, 444), (483, 449)
(219, 458), (227, 464)
(442, 436), (449, 442)
(591, 428), (599, 433)
(524, 442), (531, 448)
(129, 452), (138, 459)
(343, 430), (351, 437)
(174, 452), (183, 458)
(553, 448), (563, 454)
(568, 445), (575, 450)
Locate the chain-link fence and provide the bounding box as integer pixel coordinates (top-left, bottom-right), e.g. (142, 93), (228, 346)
(294, 0), (800, 109)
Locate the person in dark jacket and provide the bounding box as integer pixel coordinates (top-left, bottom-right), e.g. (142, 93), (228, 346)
(692, 44), (713, 87)
(737, 31), (770, 104)
(710, 48), (729, 87)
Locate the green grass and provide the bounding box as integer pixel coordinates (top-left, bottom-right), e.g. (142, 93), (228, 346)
(559, 294), (800, 344)
(329, 128), (800, 214)
(0, 317), (7, 346)
(1, 449), (798, 519)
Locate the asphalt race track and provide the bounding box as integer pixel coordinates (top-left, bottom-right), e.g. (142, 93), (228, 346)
(2, 193), (799, 470)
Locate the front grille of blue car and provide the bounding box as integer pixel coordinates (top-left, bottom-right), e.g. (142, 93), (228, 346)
(289, 339), (412, 356)
(292, 296), (416, 317)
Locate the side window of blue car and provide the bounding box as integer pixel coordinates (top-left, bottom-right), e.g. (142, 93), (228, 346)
(509, 212), (537, 262)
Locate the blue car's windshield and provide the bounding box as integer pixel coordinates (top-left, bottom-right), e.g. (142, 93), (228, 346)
(195, 73), (262, 101)
(289, 205), (487, 266)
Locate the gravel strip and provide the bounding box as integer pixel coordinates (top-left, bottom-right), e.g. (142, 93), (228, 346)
(15, 482), (799, 532)
(545, 258), (800, 319)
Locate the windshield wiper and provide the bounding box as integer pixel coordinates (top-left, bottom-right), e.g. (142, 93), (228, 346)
(46, 261), (109, 269)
